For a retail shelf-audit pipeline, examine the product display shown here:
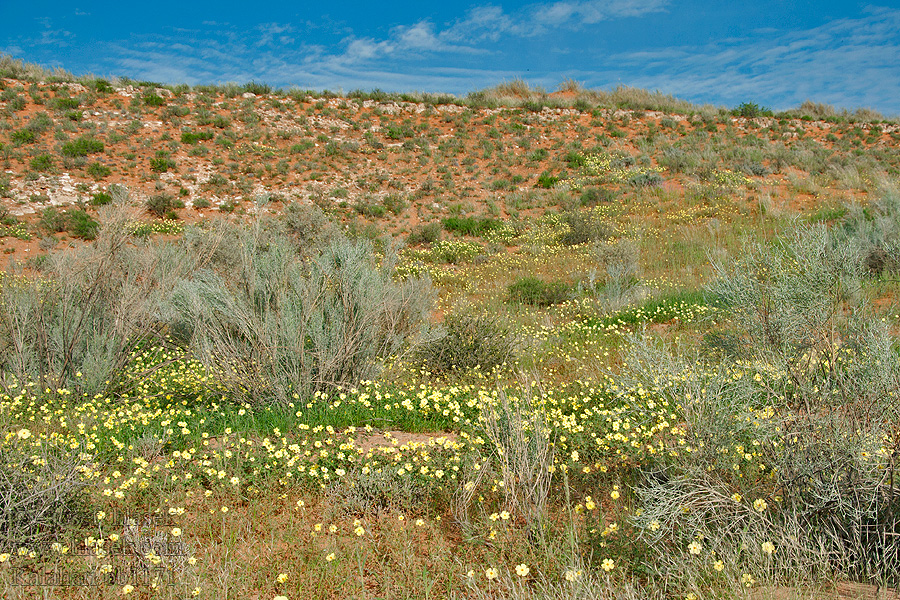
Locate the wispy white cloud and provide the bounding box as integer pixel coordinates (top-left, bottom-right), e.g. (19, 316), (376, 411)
(5, 2), (899, 114)
(326, 0), (669, 64)
(256, 23), (294, 47)
(533, 0), (668, 27)
(596, 6), (900, 112)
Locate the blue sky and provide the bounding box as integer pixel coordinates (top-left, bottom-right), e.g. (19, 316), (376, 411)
(3, 1), (900, 115)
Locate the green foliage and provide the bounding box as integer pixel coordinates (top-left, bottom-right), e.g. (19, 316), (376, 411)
(61, 137), (104, 157)
(90, 191), (113, 206)
(39, 207), (99, 239)
(64, 209), (100, 240)
(384, 124), (414, 140)
(86, 161), (111, 180)
(441, 216), (501, 237)
(2, 94), (26, 112)
(10, 129), (36, 144)
(579, 187), (614, 206)
(528, 148), (549, 161)
(733, 102), (773, 118)
(242, 81), (271, 95)
(90, 79), (114, 94)
(146, 193), (183, 218)
(149, 151), (176, 173)
(29, 153), (53, 172)
(406, 222), (442, 246)
(560, 209), (614, 246)
(354, 201), (386, 218)
(38, 207), (66, 233)
(414, 311), (516, 375)
(142, 92), (166, 107)
(382, 194), (407, 215)
(50, 96), (80, 111)
(289, 140), (314, 154)
(586, 289), (709, 328)
(27, 112), (54, 134)
(181, 130), (214, 144)
(425, 240), (484, 264)
(536, 172), (560, 189)
(507, 276), (571, 307)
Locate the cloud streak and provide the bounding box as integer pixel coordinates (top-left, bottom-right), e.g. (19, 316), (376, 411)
(3, 2), (899, 114)
(598, 6), (900, 112)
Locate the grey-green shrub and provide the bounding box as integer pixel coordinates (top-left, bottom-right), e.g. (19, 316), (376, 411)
(0, 195), (197, 396)
(168, 227), (433, 404)
(281, 202), (337, 253)
(507, 276), (570, 307)
(0, 437), (94, 552)
(838, 180), (900, 275)
(626, 224), (900, 590)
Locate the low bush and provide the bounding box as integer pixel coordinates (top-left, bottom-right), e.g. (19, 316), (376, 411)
(142, 92), (166, 107)
(86, 161), (111, 180)
(732, 102), (773, 118)
(181, 130), (214, 144)
(61, 137), (103, 157)
(628, 172), (663, 188)
(149, 151), (176, 173)
(441, 216), (501, 237)
(560, 209), (615, 246)
(382, 194), (407, 215)
(414, 311), (516, 374)
(10, 129), (36, 144)
(354, 200), (386, 218)
(90, 191), (113, 206)
(282, 202), (337, 252)
(406, 222), (442, 246)
(626, 225), (900, 591)
(167, 230), (434, 403)
(579, 187), (614, 206)
(536, 172), (560, 189)
(0, 202), (198, 395)
(146, 193), (183, 218)
(64, 208), (100, 240)
(0, 436), (94, 552)
(837, 184), (900, 275)
(29, 153), (53, 172)
(242, 81), (271, 95)
(50, 96), (80, 111)
(37, 207), (99, 239)
(507, 276), (571, 307)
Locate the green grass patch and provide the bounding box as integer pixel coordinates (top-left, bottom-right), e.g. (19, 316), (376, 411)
(584, 289), (714, 328)
(441, 216), (502, 237)
(61, 137), (104, 158)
